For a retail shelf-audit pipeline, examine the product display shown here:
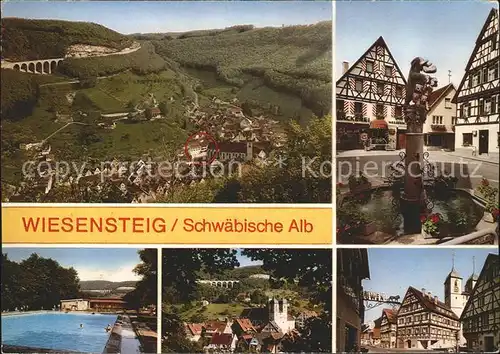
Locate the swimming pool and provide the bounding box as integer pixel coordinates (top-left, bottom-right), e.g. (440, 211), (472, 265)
(1, 312), (117, 353)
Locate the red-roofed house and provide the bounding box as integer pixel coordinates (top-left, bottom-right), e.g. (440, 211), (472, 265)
(423, 83), (457, 150)
(204, 320), (233, 337)
(232, 318), (256, 335)
(396, 286), (460, 350)
(185, 323), (203, 342)
(204, 333), (238, 352)
(380, 308), (397, 348)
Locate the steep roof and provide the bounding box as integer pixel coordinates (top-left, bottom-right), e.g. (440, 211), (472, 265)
(453, 8), (499, 102)
(460, 253), (499, 321)
(336, 36), (407, 86)
(235, 318), (256, 333)
(406, 286), (459, 320)
(185, 323), (203, 336)
(445, 267), (462, 281)
(428, 83), (455, 109)
(210, 333), (234, 346)
(382, 308), (397, 324)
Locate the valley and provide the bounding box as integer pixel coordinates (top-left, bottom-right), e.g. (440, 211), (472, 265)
(1, 17), (332, 203)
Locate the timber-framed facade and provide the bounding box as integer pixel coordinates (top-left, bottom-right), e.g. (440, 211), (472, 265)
(396, 287), (460, 350)
(336, 36), (407, 151)
(460, 254), (500, 353)
(453, 8), (499, 155)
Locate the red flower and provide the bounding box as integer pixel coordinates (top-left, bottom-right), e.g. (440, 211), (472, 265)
(431, 214), (440, 223)
(420, 215), (427, 223)
(481, 178), (490, 186)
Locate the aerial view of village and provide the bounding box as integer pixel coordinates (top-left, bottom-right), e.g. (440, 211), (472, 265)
(161, 248), (332, 353)
(337, 248), (500, 353)
(1, 248), (157, 353)
(0, 1), (332, 204)
(335, 2), (499, 245)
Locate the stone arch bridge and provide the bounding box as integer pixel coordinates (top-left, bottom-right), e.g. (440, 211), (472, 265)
(1, 58), (65, 75)
(197, 280), (240, 288)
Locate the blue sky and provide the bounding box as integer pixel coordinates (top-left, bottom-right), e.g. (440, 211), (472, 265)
(362, 248), (498, 323)
(1, 1), (332, 34)
(237, 249), (263, 267)
(336, 1), (498, 88)
(2, 248), (144, 282)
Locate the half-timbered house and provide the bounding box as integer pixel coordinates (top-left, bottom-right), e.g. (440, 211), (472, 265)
(380, 308), (398, 348)
(460, 253), (500, 353)
(336, 36), (407, 151)
(453, 8), (499, 156)
(396, 287), (460, 350)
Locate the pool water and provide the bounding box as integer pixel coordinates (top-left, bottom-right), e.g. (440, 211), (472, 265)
(1, 312), (117, 353)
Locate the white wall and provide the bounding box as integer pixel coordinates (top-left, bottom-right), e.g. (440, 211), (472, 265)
(424, 89), (456, 133)
(454, 123), (499, 155)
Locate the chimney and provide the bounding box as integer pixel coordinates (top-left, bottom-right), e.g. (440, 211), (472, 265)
(427, 291), (432, 298)
(434, 296), (438, 304)
(342, 61), (349, 74)
(421, 288), (426, 294)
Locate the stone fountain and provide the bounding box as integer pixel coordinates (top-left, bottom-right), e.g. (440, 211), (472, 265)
(337, 57), (490, 244)
(400, 57), (438, 234)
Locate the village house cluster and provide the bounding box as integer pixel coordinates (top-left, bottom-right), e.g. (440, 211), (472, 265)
(181, 96), (286, 165)
(179, 297), (318, 353)
(338, 249), (499, 353)
(336, 8), (499, 156)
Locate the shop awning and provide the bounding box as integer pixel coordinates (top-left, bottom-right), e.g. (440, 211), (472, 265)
(370, 119), (388, 129)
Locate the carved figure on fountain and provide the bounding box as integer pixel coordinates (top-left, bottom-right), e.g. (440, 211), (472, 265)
(404, 57), (438, 125)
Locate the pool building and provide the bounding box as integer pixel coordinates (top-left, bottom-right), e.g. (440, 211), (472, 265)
(61, 298), (127, 312)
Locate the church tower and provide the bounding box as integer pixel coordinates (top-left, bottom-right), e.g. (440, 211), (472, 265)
(464, 256), (478, 295)
(268, 297), (291, 333)
(444, 253), (467, 346)
(444, 252), (465, 317)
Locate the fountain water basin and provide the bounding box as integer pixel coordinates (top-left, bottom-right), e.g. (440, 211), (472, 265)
(338, 186), (485, 244)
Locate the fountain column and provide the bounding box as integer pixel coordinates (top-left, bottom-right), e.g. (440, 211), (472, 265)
(401, 106), (426, 234)
(401, 57), (437, 235)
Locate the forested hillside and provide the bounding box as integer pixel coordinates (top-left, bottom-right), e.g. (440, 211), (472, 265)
(1, 18), (133, 61)
(79, 280), (137, 290)
(152, 21), (332, 116)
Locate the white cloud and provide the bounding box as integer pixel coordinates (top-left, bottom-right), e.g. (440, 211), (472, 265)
(76, 264), (141, 282)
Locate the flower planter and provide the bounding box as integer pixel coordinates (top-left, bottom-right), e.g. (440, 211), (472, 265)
(422, 229), (438, 239)
(363, 221), (377, 236)
(483, 211), (495, 223)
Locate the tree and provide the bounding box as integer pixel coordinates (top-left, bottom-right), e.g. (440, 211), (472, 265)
(162, 249), (239, 303)
(241, 101), (253, 117)
(124, 249), (157, 310)
(250, 289), (266, 305)
(145, 107), (153, 120)
(241, 249), (332, 352)
(162, 249), (239, 352)
(1, 253), (81, 311)
(159, 101), (169, 116)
